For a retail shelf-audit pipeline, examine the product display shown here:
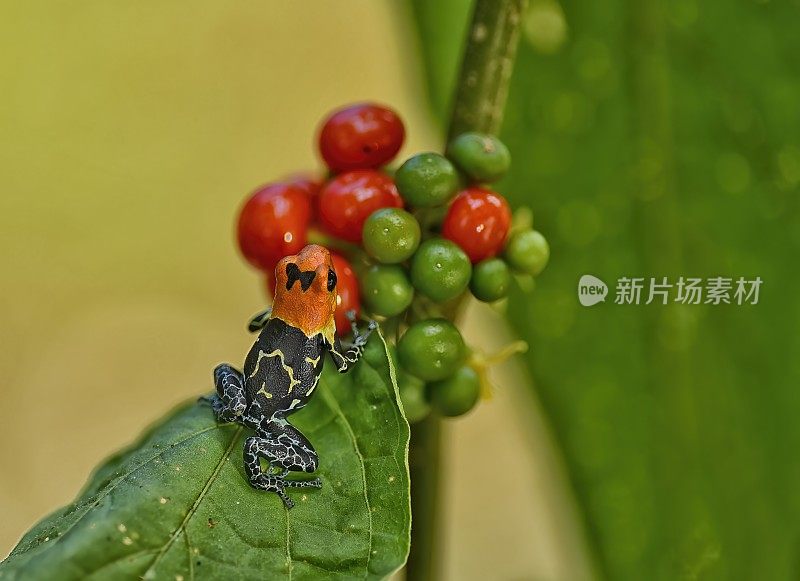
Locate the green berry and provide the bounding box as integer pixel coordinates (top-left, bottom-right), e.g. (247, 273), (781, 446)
(398, 319), (466, 381)
(470, 258), (511, 302)
(362, 208), (421, 264)
(410, 238), (472, 303)
(398, 371), (430, 423)
(362, 334), (387, 368)
(446, 132), (511, 183)
(395, 152), (460, 207)
(504, 229), (550, 275)
(428, 366), (481, 417)
(361, 265), (414, 317)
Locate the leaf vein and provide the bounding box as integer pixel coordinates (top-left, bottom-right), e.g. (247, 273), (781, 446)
(285, 507), (293, 581)
(320, 386), (373, 579)
(20, 423), (224, 563)
(142, 425), (244, 578)
(184, 528), (195, 581)
(80, 548), (160, 579)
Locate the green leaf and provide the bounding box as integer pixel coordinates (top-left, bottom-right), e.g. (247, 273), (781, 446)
(0, 334), (410, 580)
(411, 0), (800, 579)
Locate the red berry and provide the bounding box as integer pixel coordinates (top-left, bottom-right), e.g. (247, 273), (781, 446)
(442, 188), (511, 263)
(264, 253), (359, 337)
(331, 253), (360, 336)
(237, 182), (312, 271)
(319, 103), (405, 172)
(265, 269), (277, 297)
(317, 170), (402, 243)
(284, 172), (323, 219)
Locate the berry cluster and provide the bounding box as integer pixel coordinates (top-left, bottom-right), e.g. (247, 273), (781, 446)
(236, 103), (549, 420)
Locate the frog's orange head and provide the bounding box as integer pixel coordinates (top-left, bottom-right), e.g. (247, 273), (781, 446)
(272, 244), (337, 343)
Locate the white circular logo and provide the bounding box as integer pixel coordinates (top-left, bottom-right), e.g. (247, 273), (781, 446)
(578, 274), (608, 306)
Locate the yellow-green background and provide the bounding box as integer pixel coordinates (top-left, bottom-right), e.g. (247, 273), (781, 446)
(0, 2), (588, 579)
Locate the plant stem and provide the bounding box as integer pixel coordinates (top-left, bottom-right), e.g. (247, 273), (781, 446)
(447, 0), (528, 141)
(406, 415), (441, 580)
(405, 1), (528, 579)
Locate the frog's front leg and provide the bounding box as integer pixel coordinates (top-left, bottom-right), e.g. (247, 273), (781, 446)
(247, 307), (272, 333)
(209, 363), (247, 423)
(328, 313), (378, 373)
(243, 422), (322, 509)
(347, 310), (378, 338)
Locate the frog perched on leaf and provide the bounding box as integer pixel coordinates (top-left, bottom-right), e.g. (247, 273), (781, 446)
(207, 244), (376, 508)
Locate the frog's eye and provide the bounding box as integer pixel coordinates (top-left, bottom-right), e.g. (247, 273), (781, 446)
(327, 268), (337, 292)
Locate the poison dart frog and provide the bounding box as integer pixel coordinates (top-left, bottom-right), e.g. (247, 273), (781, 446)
(207, 244), (376, 508)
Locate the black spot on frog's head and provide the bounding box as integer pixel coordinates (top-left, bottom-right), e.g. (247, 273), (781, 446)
(285, 263), (316, 292)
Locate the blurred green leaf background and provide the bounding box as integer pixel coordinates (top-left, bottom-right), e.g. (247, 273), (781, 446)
(413, 0), (800, 579)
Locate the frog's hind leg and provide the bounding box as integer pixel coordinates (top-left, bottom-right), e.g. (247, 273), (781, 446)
(244, 424), (322, 508)
(244, 422), (321, 476)
(247, 472), (295, 508)
(209, 363), (247, 423)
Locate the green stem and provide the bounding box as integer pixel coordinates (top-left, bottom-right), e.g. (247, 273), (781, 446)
(405, 1), (528, 579)
(447, 0), (528, 140)
(406, 416), (442, 580)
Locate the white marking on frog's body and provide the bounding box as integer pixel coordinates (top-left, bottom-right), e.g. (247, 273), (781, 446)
(305, 355), (321, 367)
(288, 398), (302, 410)
(248, 350), (269, 378)
(306, 373), (321, 397)
(257, 382), (273, 399)
(249, 349), (301, 394)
